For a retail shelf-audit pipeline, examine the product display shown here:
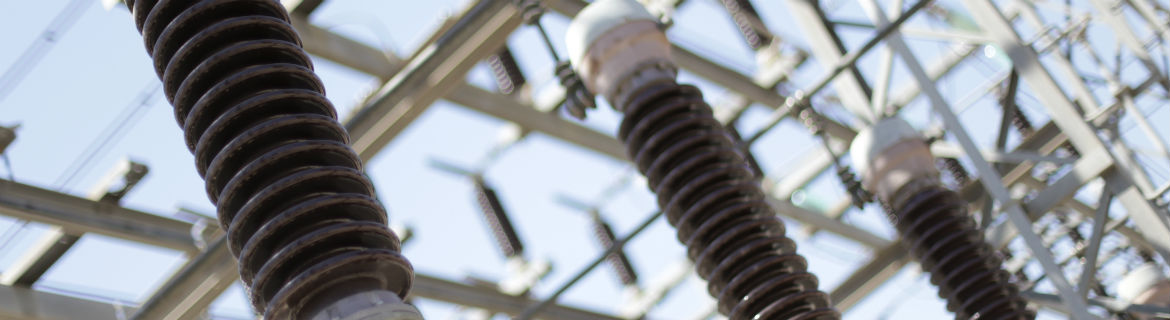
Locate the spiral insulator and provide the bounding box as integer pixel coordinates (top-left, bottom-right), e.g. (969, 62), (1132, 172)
(891, 184), (1033, 319)
(1009, 107), (1035, 137)
(1061, 142), (1080, 158)
(719, 0), (772, 50)
(799, 108), (869, 208)
(487, 46), (525, 95)
(836, 165), (871, 209)
(618, 82), (837, 320)
(127, 0), (411, 317)
(591, 218), (639, 286)
(939, 157), (971, 187)
(1010, 106), (1080, 158)
(558, 61), (597, 120)
(472, 178), (525, 258)
(726, 126), (763, 179)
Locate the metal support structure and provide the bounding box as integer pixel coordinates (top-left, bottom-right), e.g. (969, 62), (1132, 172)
(278, 2), (882, 249)
(829, 242), (912, 311)
(131, 235), (235, 320)
(783, 0), (877, 123)
(1023, 291), (1170, 318)
(344, 0), (522, 161)
(861, 2), (1093, 317)
(282, 0), (326, 16)
(1, 160), (147, 287)
(1084, 0), (1170, 92)
(0, 181), (619, 319)
(0, 179), (198, 253)
(962, 0), (1170, 263)
(0, 283), (138, 320)
(1077, 189), (1112, 299)
(15, 0), (1170, 319)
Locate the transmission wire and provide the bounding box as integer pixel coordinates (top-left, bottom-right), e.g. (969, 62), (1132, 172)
(53, 81), (161, 190)
(0, 0), (92, 108)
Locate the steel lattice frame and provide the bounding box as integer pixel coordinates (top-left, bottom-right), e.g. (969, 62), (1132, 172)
(1, 0), (1170, 319)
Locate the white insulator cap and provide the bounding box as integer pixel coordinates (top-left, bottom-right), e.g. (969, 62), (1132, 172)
(565, 0), (657, 67)
(850, 117), (924, 176)
(565, 0), (674, 103)
(850, 117), (938, 204)
(1119, 263), (1170, 307)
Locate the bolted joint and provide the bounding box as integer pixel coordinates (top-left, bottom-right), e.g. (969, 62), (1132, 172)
(566, 0), (676, 107)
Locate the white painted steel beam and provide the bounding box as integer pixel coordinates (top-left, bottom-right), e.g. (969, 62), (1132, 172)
(343, 0), (523, 161)
(0, 179), (197, 253)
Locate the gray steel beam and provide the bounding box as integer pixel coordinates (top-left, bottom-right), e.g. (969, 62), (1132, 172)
(444, 83), (627, 160)
(0, 180), (619, 319)
(0, 284), (137, 320)
(1078, 189), (1111, 299)
(2, 160), (148, 287)
(862, 2), (1093, 316)
(0, 270), (620, 320)
(1023, 291), (1170, 318)
(284, 0), (880, 247)
(822, 2), (1091, 315)
(1085, 0), (1170, 91)
(289, 15), (402, 80)
(889, 44), (978, 110)
(961, 0), (1170, 263)
(0, 179), (197, 253)
(765, 197), (890, 247)
(829, 242), (911, 311)
(546, 0), (785, 106)
(1022, 152), (1113, 217)
(0, 228), (78, 287)
(929, 143), (1077, 165)
(132, 236), (236, 320)
(344, 0), (522, 161)
(783, 0), (876, 123)
(835, 119), (1066, 317)
(411, 275), (621, 320)
(1126, 0), (1170, 40)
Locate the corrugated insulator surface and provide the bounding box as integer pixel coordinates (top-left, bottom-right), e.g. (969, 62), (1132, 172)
(618, 82), (837, 319)
(126, 0), (411, 317)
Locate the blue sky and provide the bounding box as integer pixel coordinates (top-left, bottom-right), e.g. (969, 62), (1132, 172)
(4, 0), (1169, 319)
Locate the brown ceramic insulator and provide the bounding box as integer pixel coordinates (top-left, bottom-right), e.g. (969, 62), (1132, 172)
(718, 0), (773, 50)
(617, 82), (837, 320)
(472, 178), (525, 258)
(891, 184), (1033, 319)
(591, 218), (639, 286)
(487, 46), (526, 95)
(126, 0), (411, 318)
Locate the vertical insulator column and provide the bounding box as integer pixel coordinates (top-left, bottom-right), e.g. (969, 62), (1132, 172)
(851, 118), (1033, 320)
(566, 1), (837, 319)
(125, 0), (415, 318)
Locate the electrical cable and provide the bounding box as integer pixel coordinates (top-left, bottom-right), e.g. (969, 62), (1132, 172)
(0, 0), (92, 108)
(53, 81), (161, 190)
